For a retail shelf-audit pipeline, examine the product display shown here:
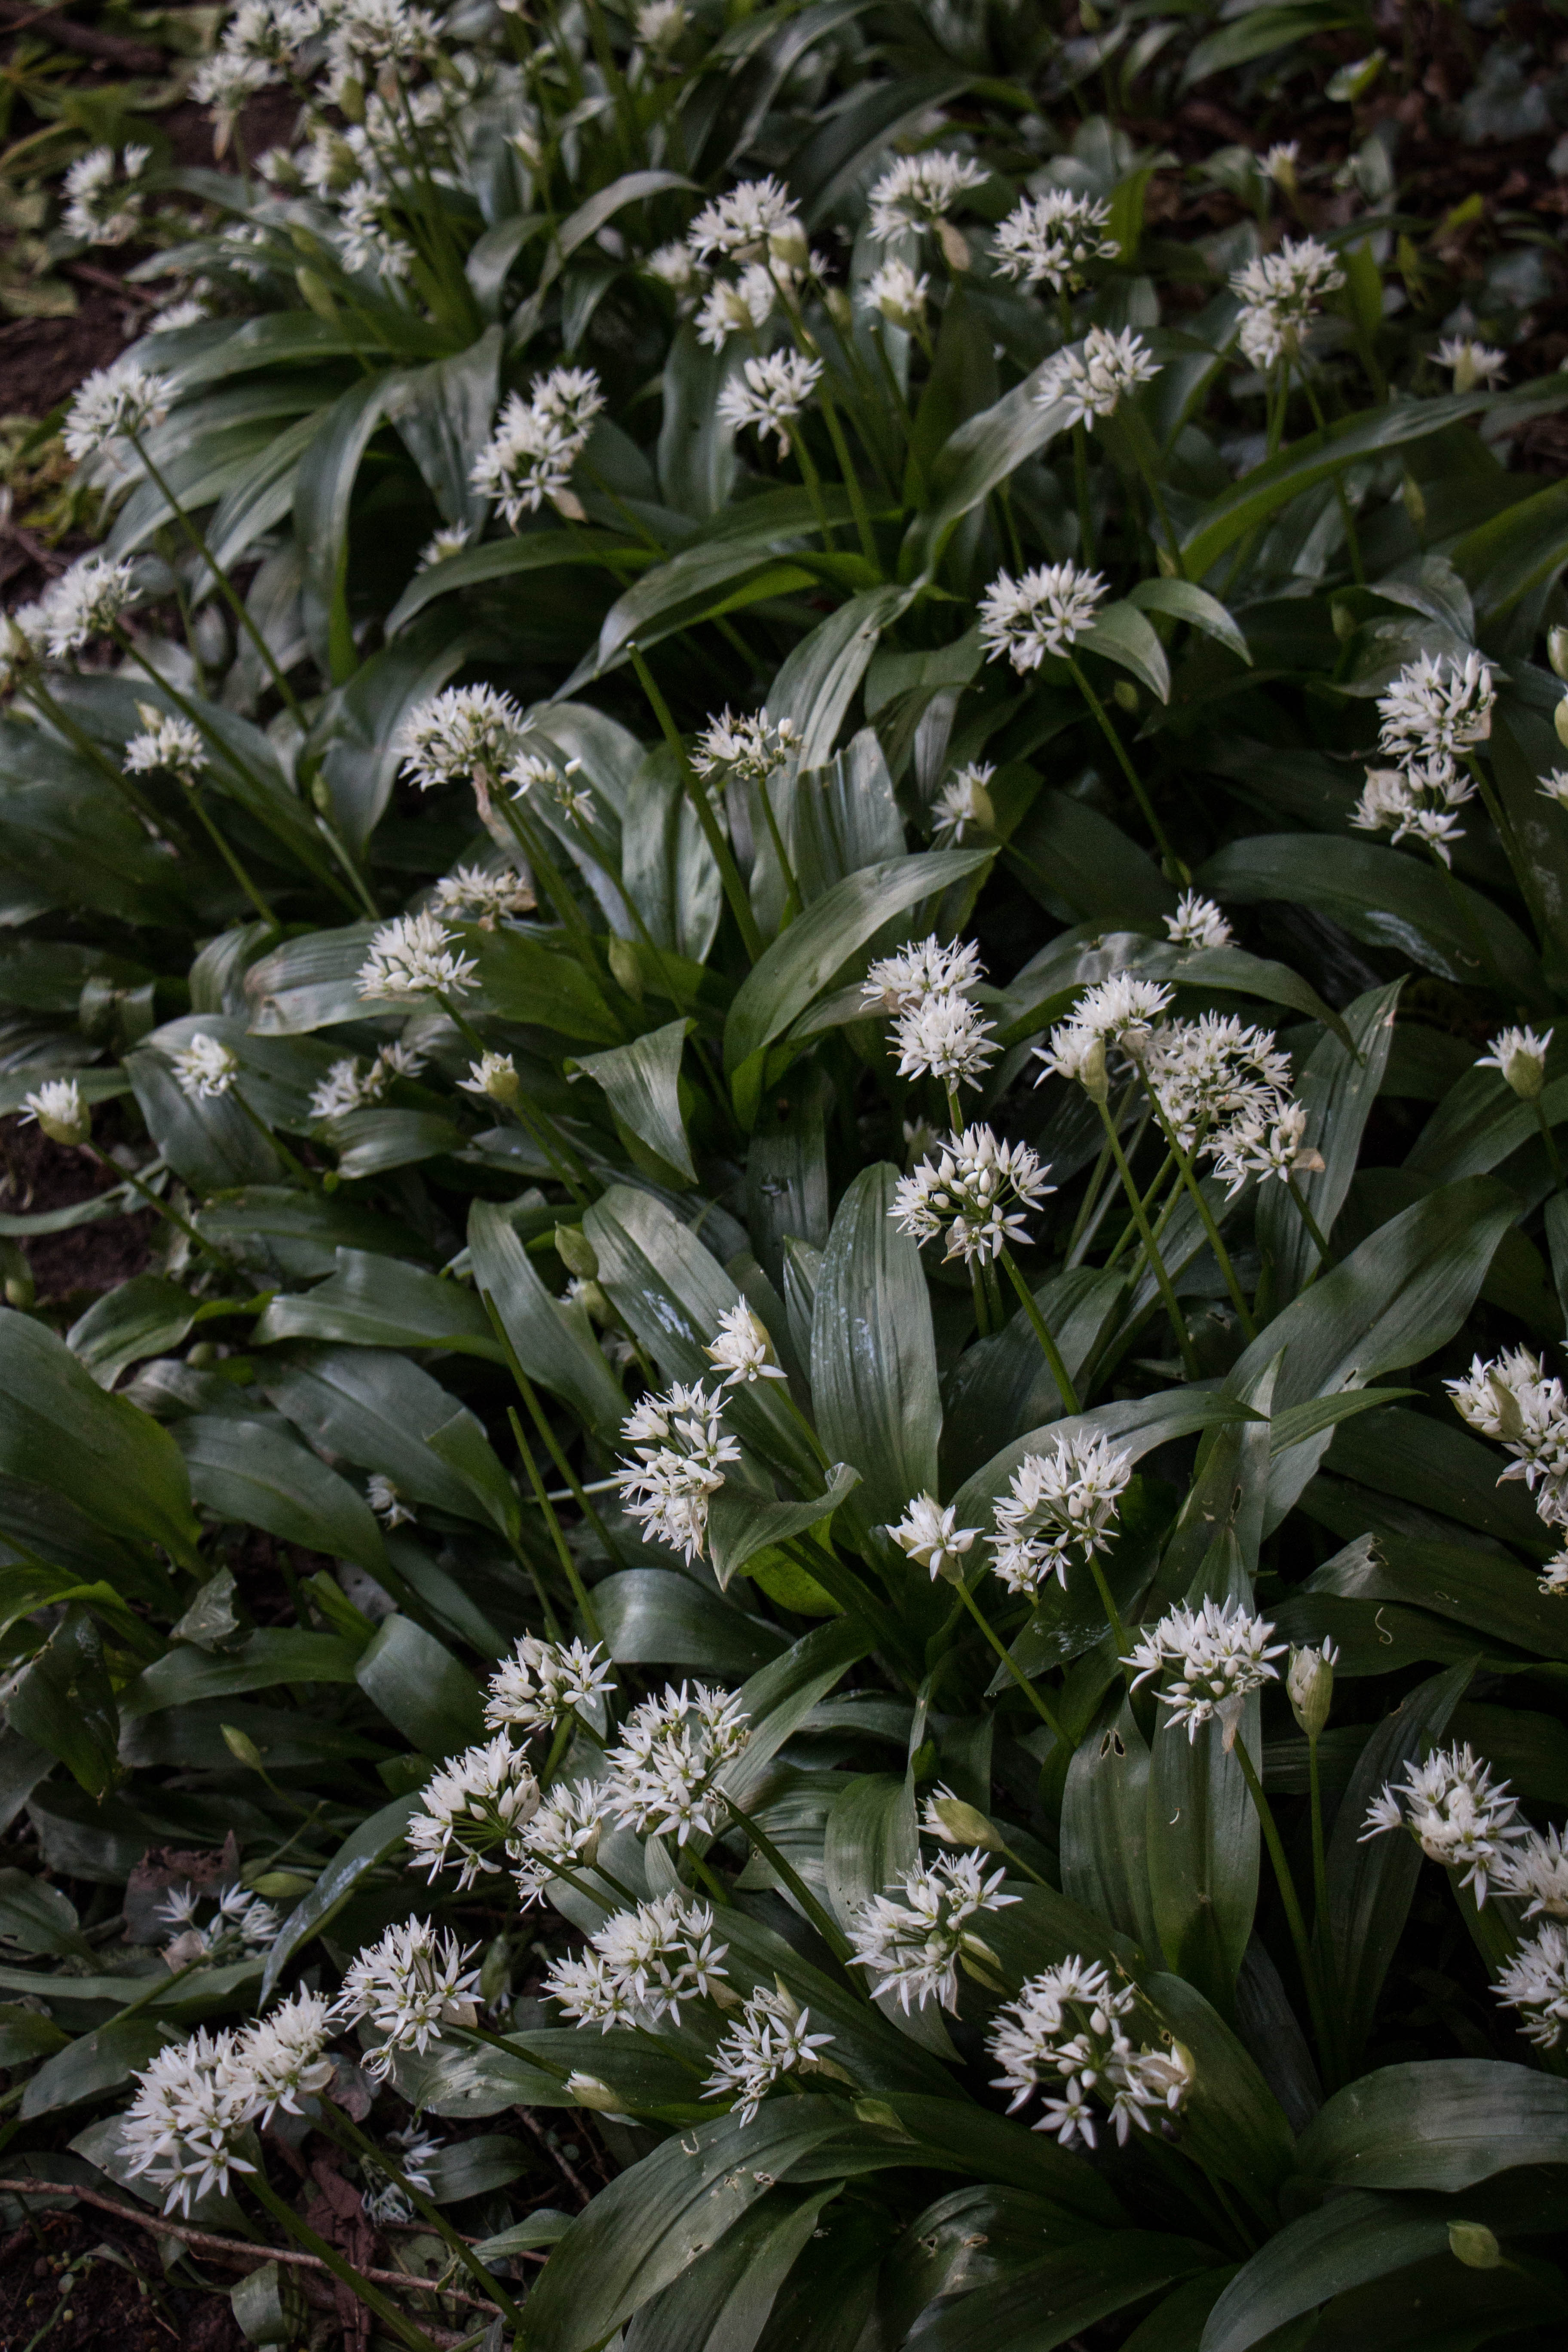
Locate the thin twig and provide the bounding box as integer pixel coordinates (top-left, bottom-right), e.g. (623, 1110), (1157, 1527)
(0, 2178), (545, 2291)
(514, 2108), (594, 2205)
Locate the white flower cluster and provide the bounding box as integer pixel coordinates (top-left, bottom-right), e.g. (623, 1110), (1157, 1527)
(988, 1957), (1193, 2150)
(472, 367), (604, 525)
(862, 933), (998, 1093)
(992, 190), (1119, 292)
(704, 1982), (837, 2123)
(848, 1851), (1017, 2013)
(891, 1124), (1056, 1267)
(1230, 236), (1345, 371)
(1164, 890), (1233, 949)
(990, 1432), (1133, 1596)
(332, 1918), (482, 2079)
(979, 560), (1106, 674)
(172, 1032), (239, 1102)
(648, 175), (818, 349)
(309, 1040), (424, 1119)
(1477, 1025), (1552, 1102)
(407, 1732), (542, 1890)
(888, 1494), (979, 1581)
(692, 707), (802, 784)
(1037, 972), (1173, 1094)
(705, 1301), (787, 1386)
(1351, 652), (1495, 863)
(1438, 336), (1507, 392)
(511, 1778), (606, 1907)
(545, 1892), (730, 2028)
(9, 552), (139, 664)
(395, 683), (526, 809)
(600, 1680), (750, 1845)
(1448, 1347), (1568, 1555)
(431, 862), (535, 926)
(1124, 1598), (1285, 1746)
(63, 359), (171, 464)
(614, 1380), (740, 1564)
(357, 910), (478, 1001)
(860, 259), (929, 331)
(62, 143), (151, 245)
(123, 1989), (335, 2214)
(1035, 328), (1160, 431)
(157, 1882), (282, 1963)
(1362, 1741), (1525, 1903)
(125, 710), (206, 785)
(1495, 1922), (1568, 2049)
(21, 1078), (91, 1147)
(867, 151), (988, 242)
(932, 761), (995, 846)
(484, 1633), (616, 1735)
(717, 350), (824, 452)
(1498, 1825), (1568, 1919)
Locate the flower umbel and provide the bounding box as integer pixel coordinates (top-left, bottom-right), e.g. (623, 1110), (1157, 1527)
(848, 1851), (1018, 2013)
(988, 1958), (1192, 2150)
(990, 1433), (1133, 1596)
(891, 1124), (1056, 1265)
(1124, 1599), (1285, 1746)
(331, 1919), (482, 2079)
(1361, 1740), (1525, 1902)
(979, 562), (1107, 673)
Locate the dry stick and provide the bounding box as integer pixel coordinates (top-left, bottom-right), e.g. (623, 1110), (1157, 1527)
(248, 2171), (446, 2352)
(317, 2108), (526, 2333)
(514, 2107), (595, 2206)
(0, 2180), (542, 2290)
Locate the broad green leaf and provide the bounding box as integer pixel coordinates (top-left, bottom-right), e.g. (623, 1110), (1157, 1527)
(1182, 1), (1362, 85)
(1005, 796), (1176, 933)
(773, 588), (914, 769)
(244, 922), (380, 1034)
(66, 1277), (198, 1390)
(309, 610), (482, 851)
(622, 743), (724, 965)
(1141, 1971), (1295, 2195)
(0, 1311), (201, 1567)
(1198, 2194), (1455, 2352)
(1061, 1694), (1156, 1950)
(1324, 1406), (1548, 1553)
(193, 1187), (436, 1282)
(1195, 836), (1541, 1000)
(1080, 600), (1171, 703)
(708, 1464), (861, 1589)
(621, 2185), (840, 2352)
(594, 1569), (787, 1675)
(1256, 980), (1403, 1303)
(1179, 392), (1490, 579)
(251, 1249), (502, 1360)
(469, 1199), (628, 1441)
(19, 2016), (180, 2121)
(1306, 1536), (1568, 1660)
(173, 1414), (387, 1573)
(1226, 1176), (1521, 1529)
(719, 1617), (873, 1807)
(519, 2101), (852, 2352)
(955, 1390), (1264, 1538)
(1127, 577), (1251, 665)
(911, 2233), (1214, 2352)
(385, 527), (636, 635)
(1121, 2272), (1237, 2352)
(810, 1165), (940, 1553)
(1296, 2059), (1568, 2190)
(0, 1869), (90, 1959)
(294, 373), (407, 681)
(657, 322), (739, 520)
(118, 1629), (363, 1717)
(572, 1018), (697, 1184)
(903, 354), (1066, 563)
(1319, 1660), (1474, 2067)
(723, 848), (991, 1078)
(260, 1793), (422, 2002)
(1451, 473), (1568, 621)
(356, 1614), (485, 1756)
(6, 1611), (119, 1801)
(126, 1022), (281, 1194)
(261, 1347), (513, 1527)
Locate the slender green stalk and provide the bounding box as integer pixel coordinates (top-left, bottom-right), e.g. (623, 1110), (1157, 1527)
(506, 1403), (606, 1646)
(498, 1324), (627, 1569)
(997, 1244), (1080, 1410)
(1136, 1078), (1257, 1340)
(1231, 1731), (1335, 2072)
(82, 1141), (217, 1262)
(628, 646), (764, 961)
(1094, 1097), (1200, 1376)
(181, 784), (279, 926)
(955, 1577), (1065, 1740)
(1284, 1171), (1335, 1271)
(1102, 1144), (1176, 1272)
(1072, 422), (1095, 566)
(321, 2109), (526, 2332)
(813, 382), (879, 565)
(1066, 656), (1182, 876)
(1537, 1100), (1566, 1190)
(719, 1790), (857, 1966)
(1086, 1552), (1132, 1677)
(1307, 1732), (1329, 1959)
(248, 2174), (444, 2352)
(1297, 375), (1364, 586)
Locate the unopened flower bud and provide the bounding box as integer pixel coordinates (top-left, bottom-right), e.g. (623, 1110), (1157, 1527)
(1077, 1031), (1110, 1104)
(1550, 626), (1568, 684)
(1286, 1641), (1337, 1742)
(607, 934), (643, 1003)
(1448, 2221), (1501, 2270)
(1482, 1024), (1551, 1102)
(221, 1723), (266, 1771)
(937, 219), (971, 273)
(1556, 694), (1568, 754)
(567, 2071), (628, 2113)
(923, 1788), (1004, 1852)
(463, 1049), (520, 1105)
(20, 1078), (90, 1148)
(554, 1223), (599, 1280)
(768, 218), (809, 270)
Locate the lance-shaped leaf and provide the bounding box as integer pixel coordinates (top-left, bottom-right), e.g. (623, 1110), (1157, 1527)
(1198, 2194), (1459, 2352)
(6, 1610), (120, 1801)
(810, 1165), (940, 1553)
(469, 1199), (628, 1440)
(252, 1249), (502, 1359)
(1256, 979), (1402, 1303)
(260, 1794), (423, 2002)
(173, 1413), (389, 1574)
(570, 1018), (697, 1185)
(260, 1346), (514, 1528)
(1078, 600), (1171, 703)
(707, 1463), (861, 1589)
(1127, 576), (1252, 665)
(355, 1613), (486, 1757)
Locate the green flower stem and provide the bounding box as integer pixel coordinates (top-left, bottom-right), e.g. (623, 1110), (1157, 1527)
(783, 1539), (918, 1689)
(1464, 750), (1547, 953)
(320, 2107), (527, 2333)
(628, 645), (764, 962)
(1131, 444), (1187, 579)
(813, 382), (879, 567)
(185, 785), (280, 926)
(687, 1848), (734, 1905)
(1101, 1145), (1175, 1272)
(126, 432), (307, 726)
(1537, 1099), (1567, 1190)
(997, 1243), (1081, 1412)
(1231, 1730), (1335, 2072)
(505, 1403), (606, 1648)
(483, 1297), (627, 1570)
(1137, 1079), (1257, 1340)
(1094, 1097), (1200, 1378)
(1284, 1170), (1335, 1272)
(954, 1577), (1065, 1741)
(82, 1141), (218, 1263)
(1072, 422), (1095, 567)
(497, 792), (622, 1026)
(248, 2172), (444, 2352)
(718, 1790), (858, 1967)
(778, 1383), (833, 1476)
(230, 1083), (311, 1182)
(1427, 839), (1496, 987)
(1296, 375), (1364, 586)
(1066, 656), (1183, 878)
(995, 1841), (1051, 1889)
(1086, 1552), (1132, 1681)
(752, 767), (804, 925)
(104, 623), (364, 918)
